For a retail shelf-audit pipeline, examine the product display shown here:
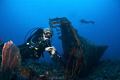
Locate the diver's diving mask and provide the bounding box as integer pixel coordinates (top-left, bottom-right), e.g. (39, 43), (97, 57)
(44, 32), (52, 38)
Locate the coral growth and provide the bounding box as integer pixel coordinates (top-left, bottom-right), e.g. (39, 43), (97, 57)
(1, 41), (21, 80)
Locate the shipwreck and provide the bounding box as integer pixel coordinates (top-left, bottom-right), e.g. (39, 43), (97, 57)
(49, 17), (108, 79)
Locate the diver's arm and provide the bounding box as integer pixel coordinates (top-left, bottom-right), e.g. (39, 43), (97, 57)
(44, 39), (59, 57)
(44, 39), (53, 57)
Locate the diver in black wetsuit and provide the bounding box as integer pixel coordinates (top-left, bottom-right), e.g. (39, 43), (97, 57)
(0, 28), (58, 59)
(19, 28), (58, 59)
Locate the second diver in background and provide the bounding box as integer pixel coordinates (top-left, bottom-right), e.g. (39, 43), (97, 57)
(79, 19), (95, 25)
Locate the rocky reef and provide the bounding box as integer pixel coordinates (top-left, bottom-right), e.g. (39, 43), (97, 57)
(77, 60), (120, 80)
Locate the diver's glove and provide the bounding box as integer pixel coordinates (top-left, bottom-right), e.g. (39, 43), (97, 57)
(45, 46), (56, 57)
(45, 46), (60, 58)
(51, 51), (60, 58)
(45, 46), (55, 51)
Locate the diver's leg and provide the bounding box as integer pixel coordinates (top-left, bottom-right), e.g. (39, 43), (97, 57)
(90, 21), (94, 25)
(0, 43), (4, 57)
(18, 43), (32, 59)
(0, 43), (4, 48)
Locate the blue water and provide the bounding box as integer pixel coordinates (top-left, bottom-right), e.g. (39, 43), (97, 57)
(0, 0), (120, 61)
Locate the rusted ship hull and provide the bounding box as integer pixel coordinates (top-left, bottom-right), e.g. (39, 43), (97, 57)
(49, 17), (108, 77)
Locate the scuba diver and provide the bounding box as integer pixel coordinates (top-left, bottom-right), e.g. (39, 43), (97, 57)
(0, 28), (58, 60)
(79, 19), (95, 25)
(19, 27), (58, 59)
